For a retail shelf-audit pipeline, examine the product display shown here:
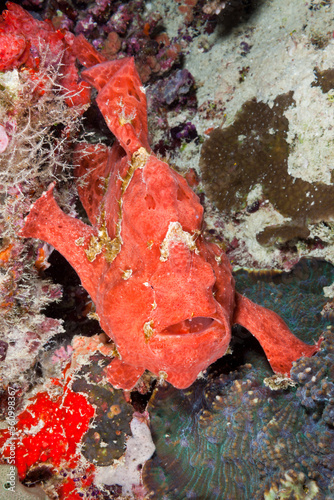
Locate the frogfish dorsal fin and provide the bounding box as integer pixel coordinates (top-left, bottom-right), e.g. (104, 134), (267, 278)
(82, 58), (150, 155)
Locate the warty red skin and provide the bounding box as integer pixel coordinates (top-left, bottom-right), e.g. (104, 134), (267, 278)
(20, 51), (321, 390)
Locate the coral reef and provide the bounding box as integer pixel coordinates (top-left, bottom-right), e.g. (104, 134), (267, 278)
(0, 0), (333, 498)
(143, 258), (334, 499)
(71, 352), (134, 466)
(0, 339), (155, 498)
(178, 0), (334, 269)
(0, 238), (63, 385)
(94, 413), (155, 497)
(291, 331), (334, 427)
(45, 0), (182, 85)
(143, 333), (334, 499)
(0, 372), (96, 497)
(0, 3), (87, 389)
(0, 8), (96, 496)
(199, 93), (334, 247)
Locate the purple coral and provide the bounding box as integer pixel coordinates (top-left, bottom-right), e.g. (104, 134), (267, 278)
(164, 69), (195, 105)
(75, 14), (97, 37)
(171, 122), (198, 146)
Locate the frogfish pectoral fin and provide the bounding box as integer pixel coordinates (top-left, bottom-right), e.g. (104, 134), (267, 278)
(105, 358), (144, 390)
(19, 183), (104, 303)
(233, 293), (322, 376)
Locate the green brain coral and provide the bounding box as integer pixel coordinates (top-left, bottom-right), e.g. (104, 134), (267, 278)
(143, 354), (334, 499)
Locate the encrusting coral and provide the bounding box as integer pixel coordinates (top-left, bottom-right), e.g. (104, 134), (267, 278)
(71, 351), (134, 466)
(291, 330), (334, 427)
(0, 366), (96, 497)
(199, 93), (334, 247)
(0, 334), (155, 498)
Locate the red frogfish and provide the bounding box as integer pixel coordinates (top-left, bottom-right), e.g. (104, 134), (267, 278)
(20, 50), (321, 390)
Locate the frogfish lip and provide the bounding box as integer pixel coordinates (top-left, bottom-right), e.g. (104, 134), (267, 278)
(159, 316), (217, 336)
(149, 314), (230, 374)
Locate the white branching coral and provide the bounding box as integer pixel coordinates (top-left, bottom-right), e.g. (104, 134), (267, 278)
(0, 66), (80, 186)
(0, 51), (85, 237)
(0, 49), (84, 384)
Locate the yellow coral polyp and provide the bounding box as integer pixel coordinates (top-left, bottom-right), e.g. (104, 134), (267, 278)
(117, 98), (136, 126)
(85, 212), (122, 263)
(143, 320), (155, 342)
